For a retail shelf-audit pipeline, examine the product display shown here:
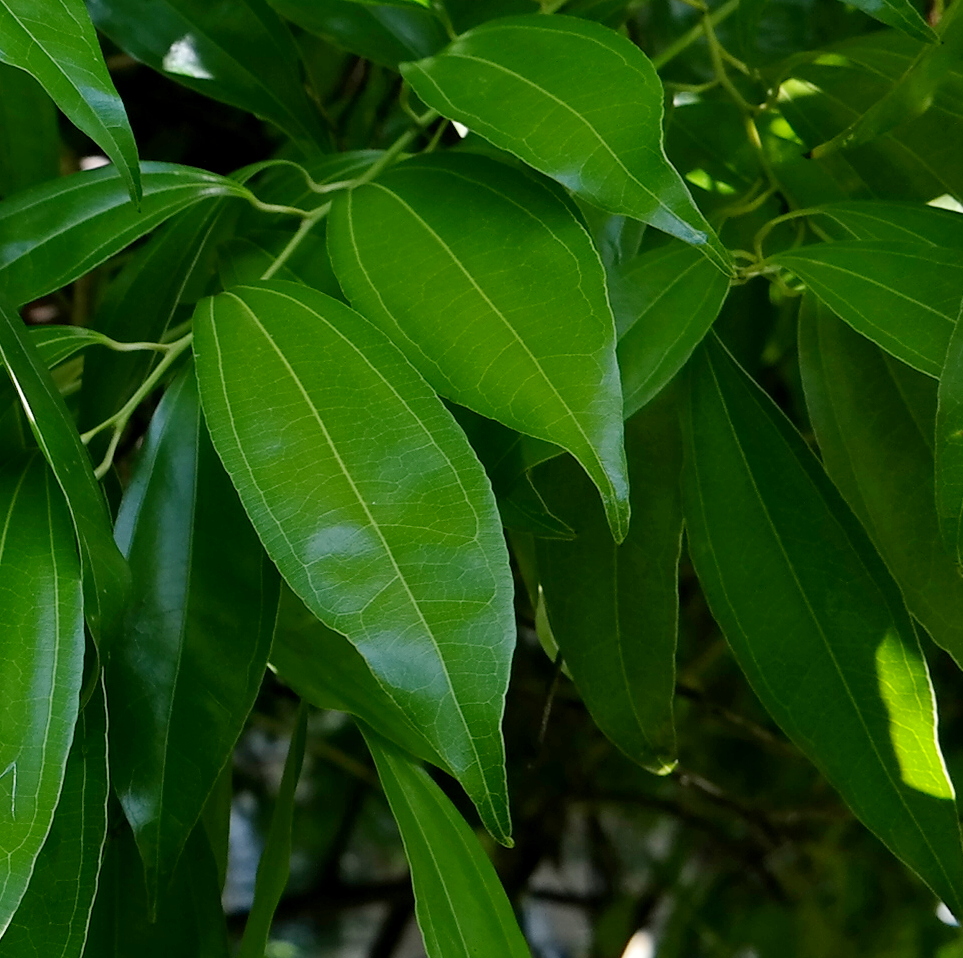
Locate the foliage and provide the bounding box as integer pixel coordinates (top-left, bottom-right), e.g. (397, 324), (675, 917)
(1, 0), (963, 955)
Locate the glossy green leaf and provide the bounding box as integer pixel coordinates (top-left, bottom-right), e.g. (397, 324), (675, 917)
(271, 582), (448, 769)
(363, 729), (532, 958)
(0, 65), (59, 198)
(612, 240), (730, 418)
(329, 152), (630, 541)
(838, 0), (934, 42)
(402, 16), (732, 272)
(193, 280), (515, 843)
(772, 242), (963, 377)
(0, 456), (84, 935)
(807, 201), (963, 247)
(935, 302), (963, 567)
(683, 334), (963, 917)
(0, 300), (129, 640)
(0, 163), (249, 309)
(87, 0), (328, 154)
(535, 387), (683, 773)
(0, 0), (140, 200)
(799, 297), (963, 665)
(237, 703), (306, 958)
(3, 677), (108, 958)
(110, 366), (279, 901)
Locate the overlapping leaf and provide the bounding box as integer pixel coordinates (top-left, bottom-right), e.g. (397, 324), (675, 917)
(936, 304), (963, 567)
(0, 65), (58, 198)
(807, 201), (963, 247)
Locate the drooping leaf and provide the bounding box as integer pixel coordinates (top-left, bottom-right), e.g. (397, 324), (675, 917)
(2, 677), (108, 958)
(799, 297), (963, 665)
(807, 201), (963, 247)
(329, 152), (630, 541)
(0, 164), (249, 309)
(109, 366), (279, 901)
(612, 240), (730, 418)
(193, 280), (516, 844)
(402, 16), (732, 272)
(0, 456), (84, 935)
(363, 729), (532, 958)
(683, 334), (963, 917)
(771, 241), (963, 377)
(0, 0), (140, 200)
(935, 300), (963, 567)
(0, 64), (59, 198)
(87, 0), (329, 154)
(535, 385), (683, 773)
(0, 300), (129, 641)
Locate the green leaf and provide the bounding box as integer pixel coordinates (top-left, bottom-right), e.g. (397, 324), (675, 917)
(838, 0), (935, 43)
(109, 366), (279, 901)
(363, 729), (532, 958)
(0, 65), (59, 198)
(0, 300), (129, 641)
(0, 163), (249, 309)
(237, 703), (307, 958)
(0, 0), (140, 201)
(935, 302), (963, 567)
(613, 240), (730, 418)
(0, 456), (85, 935)
(272, 582), (448, 770)
(682, 334), (963, 917)
(807, 201), (963, 247)
(193, 280), (515, 844)
(3, 677), (109, 958)
(798, 297), (963, 665)
(329, 152), (630, 541)
(87, 0), (328, 154)
(771, 241), (963, 377)
(342, 0), (431, 7)
(402, 16), (732, 273)
(218, 230), (341, 296)
(535, 386), (683, 773)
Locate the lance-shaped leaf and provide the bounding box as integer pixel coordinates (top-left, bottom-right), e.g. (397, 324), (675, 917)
(799, 298), (963, 665)
(0, 0), (140, 200)
(329, 152), (630, 541)
(0, 300), (128, 640)
(363, 729), (532, 958)
(837, 0), (935, 43)
(3, 678), (108, 958)
(807, 201), (963, 247)
(193, 280), (516, 844)
(402, 16), (731, 273)
(0, 163), (249, 309)
(0, 456), (85, 935)
(535, 387), (683, 773)
(683, 335), (963, 917)
(936, 302), (963, 567)
(0, 65), (59, 198)
(772, 241), (963, 377)
(109, 366), (279, 902)
(613, 240), (730, 418)
(87, 0), (328, 154)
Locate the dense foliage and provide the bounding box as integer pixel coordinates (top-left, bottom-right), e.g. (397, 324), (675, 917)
(2, 0), (963, 954)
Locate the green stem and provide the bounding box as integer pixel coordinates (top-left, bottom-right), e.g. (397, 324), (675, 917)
(260, 203), (332, 281)
(652, 0), (739, 70)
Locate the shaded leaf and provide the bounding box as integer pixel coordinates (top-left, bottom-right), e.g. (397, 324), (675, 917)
(807, 200), (963, 247)
(0, 65), (59, 198)
(839, 0), (935, 42)
(218, 230), (340, 295)
(935, 298), (963, 567)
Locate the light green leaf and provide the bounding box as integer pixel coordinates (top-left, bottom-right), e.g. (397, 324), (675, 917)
(87, 0), (329, 154)
(683, 334), (963, 917)
(3, 677), (108, 958)
(402, 16), (732, 272)
(110, 366), (279, 902)
(363, 729), (532, 958)
(935, 299), (963, 567)
(193, 280), (515, 844)
(0, 163), (249, 309)
(535, 386), (683, 773)
(0, 0), (140, 200)
(772, 241), (963, 377)
(807, 201), (963, 247)
(799, 297), (963, 665)
(329, 152), (630, 541)
(0, 65), (59, 198)
(0, 456), (85, 935)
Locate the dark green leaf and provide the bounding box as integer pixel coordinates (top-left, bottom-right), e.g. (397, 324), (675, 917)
(799, 297), (963, 665)
(0, 65), (59, 198)
(402, 16), (732, 272)
(87, 0), (328, 153)
(193, 280), (515, 844)
(218, 230), (341, 296)
(935, 303), (963, 566)
(363, 729), (532, 958)
(772, 242), (963, 376)
(0, 456), (84, 935)
(110, 366), (279, 901)
(446, 0), (539, 32)
(0, 0), (140, 200)
(807, 201), (963, 247)
(838, 0), (934, 42)
(683, 334), (963, 917)
(329, 152), (630, 540)
(3, 677), (108, 958)
(535, 386), (683, 773)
